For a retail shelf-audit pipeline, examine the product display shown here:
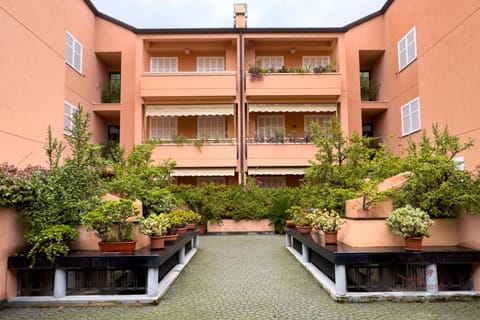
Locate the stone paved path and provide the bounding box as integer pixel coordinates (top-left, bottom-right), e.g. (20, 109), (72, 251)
(2, 235), (480, 319)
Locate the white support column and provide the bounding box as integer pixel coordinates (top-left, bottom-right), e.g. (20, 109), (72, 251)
(194, 234), (200, 248)
(426, 264), (439, 293)
(301, 243), (309, 263)
(53, 269), (67, 298)
(285, 234), (292, 247)
(179, 246), (186, 264)
(335, 265), (347, 296)
(147, 267), (159, 297)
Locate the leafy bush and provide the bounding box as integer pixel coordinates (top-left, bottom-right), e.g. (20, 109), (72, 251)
(385, 205), (434, 238)
(137, 213), (170, 237)
(81, 199), (138, 242)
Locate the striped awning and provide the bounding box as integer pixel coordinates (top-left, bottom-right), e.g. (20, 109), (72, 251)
(172, 168), (235, 177)
(146, 104), (234, 117)
(248, 103), (337, 113)
(248, 168), (306, 175)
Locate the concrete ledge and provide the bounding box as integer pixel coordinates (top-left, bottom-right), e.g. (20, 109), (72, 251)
(7, 248), (198, 307)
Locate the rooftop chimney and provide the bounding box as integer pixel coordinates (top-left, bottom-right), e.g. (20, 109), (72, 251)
(234, 3), (247, 29)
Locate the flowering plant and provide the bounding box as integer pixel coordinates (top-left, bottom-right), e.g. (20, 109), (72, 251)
(138, 214), (171, 237)
(385, 205), (434, 238)
(287, 205), (315, 226)
(311, 209), (346, 232)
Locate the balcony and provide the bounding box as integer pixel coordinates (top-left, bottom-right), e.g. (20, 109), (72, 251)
(245, 73), (341, 99)
(247, 142), (317, 167)
(140, 72), (236, 100)
(150, 142), (237, 168)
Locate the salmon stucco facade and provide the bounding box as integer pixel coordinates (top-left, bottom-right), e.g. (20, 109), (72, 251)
(2, 0), (480, 186)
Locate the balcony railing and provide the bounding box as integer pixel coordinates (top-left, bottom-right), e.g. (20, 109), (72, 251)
(245, 73), (341, 98)
(140, 72), (236, 99)
(150, 142), (237, 168)
(247, 142), (317, 167)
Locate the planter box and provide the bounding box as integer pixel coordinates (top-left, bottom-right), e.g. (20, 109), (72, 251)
(345, 197), (392, 219)
(339, 217), (459, 247)
(207, 219), (274, 233)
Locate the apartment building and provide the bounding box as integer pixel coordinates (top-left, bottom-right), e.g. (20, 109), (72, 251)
(2, 0), (480, 186)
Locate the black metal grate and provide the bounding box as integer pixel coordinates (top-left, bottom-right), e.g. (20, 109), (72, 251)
(66, 268), (147, 295)
(17, 270), (54, 296)
(346, 263), (472, 292)
(158, 253), (179, 281)
(292, 237), (302, 255)
(310, 250), (335, 281)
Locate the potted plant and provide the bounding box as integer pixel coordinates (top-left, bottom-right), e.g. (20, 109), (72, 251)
(311, 209), (346, 244)
(165, 211), (189, 236)
(175, 210), (201, 230)
(385, 205), (434, 251)
(81, 199), (139, 254)
(137, 213), (171, 249)
(287, 205), (314, 234)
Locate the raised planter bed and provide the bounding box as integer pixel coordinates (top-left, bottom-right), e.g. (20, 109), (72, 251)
(207, 219), (274, 234)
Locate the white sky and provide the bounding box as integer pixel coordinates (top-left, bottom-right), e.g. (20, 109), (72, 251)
(90, 0), (388, 28)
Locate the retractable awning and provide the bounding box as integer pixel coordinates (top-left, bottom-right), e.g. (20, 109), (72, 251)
(248, 168), (306, 175)
(146, 104), (234, 117)
(248, 103), (337, 113)
(172, 168), (235, 177)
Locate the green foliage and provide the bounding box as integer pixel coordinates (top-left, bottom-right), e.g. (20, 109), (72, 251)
(107, 143), (177, 214)
(223, 178), (270, 221)
(311, 209), (346, 232)
(287, 206), (314, 227)
(267, 187), (297, 233)
(81, 199), (138, 242)
(26, 225), (78, 266)
(394, 125), (480, 217)
(137, 213), (171, 237)
(385, 205), (434, 238)
(44, 126), (65, 170)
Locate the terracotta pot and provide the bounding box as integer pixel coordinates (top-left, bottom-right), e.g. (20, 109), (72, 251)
(186, 223), (196, 230)
(198, 224), (207, 235)
(296, 225), (312, 234)
(286, 220), (295, 227)
(163, 234), (178, 243)
(150, 236), (166, 249)
(177, 227), (189, 236)
(324, 231), (338, 244)
(98, 241), (136, 254)
(404, 237), (423, 251)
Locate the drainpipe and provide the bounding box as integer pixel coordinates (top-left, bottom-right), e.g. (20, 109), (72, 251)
(239, 30), (245, 185)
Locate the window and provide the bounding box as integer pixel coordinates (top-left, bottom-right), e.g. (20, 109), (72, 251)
(401, 97), (421, 136)
(304, 114), (333, 129)
(256, 56), (284, 70)
(198, 177), (226, 186)
(257, 176), (286, 188)
(149, 116), (177, 140)
(398, 27), (417, 71)
(303, 56), (330, 69)
(66, 32), (82, 73)
(257, 115), (284, 140)
(197, 57), (225, 72)
(64, 101), (78, 135)
(150, 57), (178, 72)
(198, 116), (225, 139)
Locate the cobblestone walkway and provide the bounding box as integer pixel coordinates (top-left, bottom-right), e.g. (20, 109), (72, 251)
(2, 235), (480, 319)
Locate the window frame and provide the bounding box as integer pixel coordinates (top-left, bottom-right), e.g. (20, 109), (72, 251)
(401, 97), (421, 136)
(197, 116), (226, 140)
(197, 177), (227, 187)
(302, 56), (330, 69)
(397, 27), (417, 71)
(256, 56), (284, 70)
(149, 116), (178, 140)
(65, 31), (83, 73)
(257, 176), (287, 188)
(64, 101), (78, 135)
(197, 56), (225, 72)
(150, 57), (178, 73)
(256, 115), (285, 140)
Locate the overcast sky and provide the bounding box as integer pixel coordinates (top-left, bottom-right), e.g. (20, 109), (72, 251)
(90, 0), (388, 28)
